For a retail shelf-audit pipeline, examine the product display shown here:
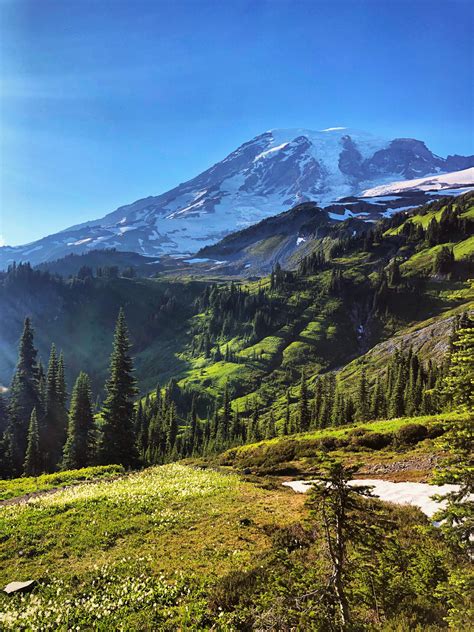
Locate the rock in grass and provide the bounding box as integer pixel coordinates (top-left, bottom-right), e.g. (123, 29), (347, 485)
(3, 580), (35, 594)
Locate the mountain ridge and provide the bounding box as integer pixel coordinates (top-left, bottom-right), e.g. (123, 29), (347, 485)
(1, 127), (474, 269)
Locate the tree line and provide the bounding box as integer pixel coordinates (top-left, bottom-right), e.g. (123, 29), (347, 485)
(0, 309), (138, 477)
(0, 304), (471, 479)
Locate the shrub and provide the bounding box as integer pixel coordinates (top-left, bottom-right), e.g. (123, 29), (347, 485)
(395, 424), (428, 445)
(426, 423), (445, 439)
(352, 431), (393, 450)
(318, 436), (338, 451)
(209, 567), (266, 612)
(270, 523), (314, 552)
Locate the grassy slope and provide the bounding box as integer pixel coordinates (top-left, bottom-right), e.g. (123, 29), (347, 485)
(0, 465), (124, 501)
(219, 411), (469, 481)
(0, 464), (305, 630)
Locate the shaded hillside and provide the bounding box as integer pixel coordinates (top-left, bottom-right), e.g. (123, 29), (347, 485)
(0, 267), (205, 395)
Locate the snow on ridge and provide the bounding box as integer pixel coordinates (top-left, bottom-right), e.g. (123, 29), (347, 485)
(362, 167), (474, 197)
(253, 142), (289, 162)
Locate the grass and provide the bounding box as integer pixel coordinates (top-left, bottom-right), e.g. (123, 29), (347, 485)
(0, 463), (305, 630)
(218, 412), (469, 480)
(0, 465), (124, 501)
(230, 412), (461, 455)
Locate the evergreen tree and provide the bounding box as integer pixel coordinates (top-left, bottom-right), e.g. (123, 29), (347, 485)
(443, 316), (474, 410)
(265, 411), (276, 439)
(7, 317), (41, 474)
(388, 258), (402, 286)
(219, 383), (231, 443)
(62, 372), (95, 470)
(355, 368), (369, 422)
(370, 376), (385, 420)
(389, 363), (406, 418)
(307, 461), (375, 630)
(166, 403), (178, 456)
(433, 246), (455, 276)
(0, 392), (8, 436)
(284, 389), (291, 435)
(331, 383), (345, 426)
(433, 414), (473, 556)
(298, 370), (310, 432)
(99, 309), (138, 467)
(23, 408), (42, 476)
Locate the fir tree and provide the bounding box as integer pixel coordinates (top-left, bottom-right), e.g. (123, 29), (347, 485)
(370, 376), (385, 420)
(389, 363), (406, 419)
(284, 389), (291, 435)
(7, 317), (41, 474)
(166, 403), (178, 456)
(298, 370), (310, 432)
(23, 408), (42, 476)
(443, 316), (473, 411)
(355, 368), (369, 422)
(219, 383), (231, 443)
(62, 372), (95, 470)
(0, 392), (8, 436)
(99, 309), (138, 467)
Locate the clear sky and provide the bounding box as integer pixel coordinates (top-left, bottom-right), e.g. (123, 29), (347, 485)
(1, 0), (473, 246)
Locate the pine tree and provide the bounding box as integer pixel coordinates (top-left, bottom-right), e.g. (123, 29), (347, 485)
(24, 408), (42, 476)
(43, 347), (68, 470)
(443, 316), (473, 411)
(284, 389), (291, 435)
(166, 403), (178, 456)
(62, 372), (95, 470)
(370, 376), (385, 420)
(307, 461), (375, 630)
(0, 393), (8, 436)
(389, 363), (406, 418)
(7, 317), (41, 474)
(219, 383), (231, 443)
(99, 309), (138, 467)
(298, 370), (310, 432)
(265, 411), (277, 439)
(355, 368), (369, 422)
(433, 413), (473, 556)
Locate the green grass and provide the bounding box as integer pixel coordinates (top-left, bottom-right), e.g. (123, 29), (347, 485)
(0, 463), (305, 630)
(453, 235), (474, 259)
(230, 411), (463, 455)
(0, 465), (124, 501)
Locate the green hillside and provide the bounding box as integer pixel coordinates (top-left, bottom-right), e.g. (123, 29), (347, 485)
(1, 194), (473, 630)
(1, 460), (470, 630)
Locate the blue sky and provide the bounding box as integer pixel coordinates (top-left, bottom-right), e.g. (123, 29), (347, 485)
(1, 0), (473, 246)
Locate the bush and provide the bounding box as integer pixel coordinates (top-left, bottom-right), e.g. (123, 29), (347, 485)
(270, 523), (314, 552)
(209, 567), (266, 612)
(426, 423), (445, 440)
(395, 424), (428, 445)
(352, 431), (393, 450)
(318, 436), (338, 451)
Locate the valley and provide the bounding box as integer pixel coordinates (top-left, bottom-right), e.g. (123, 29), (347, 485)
(1, 185), (472, 631)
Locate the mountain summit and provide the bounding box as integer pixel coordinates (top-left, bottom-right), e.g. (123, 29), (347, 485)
(2, 127), (474, 267)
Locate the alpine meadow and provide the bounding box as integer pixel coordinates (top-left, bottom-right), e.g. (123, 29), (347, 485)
(0, 1), (473, 631)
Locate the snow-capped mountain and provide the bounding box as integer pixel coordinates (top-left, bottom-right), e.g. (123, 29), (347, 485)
(1, 127), (474, 268)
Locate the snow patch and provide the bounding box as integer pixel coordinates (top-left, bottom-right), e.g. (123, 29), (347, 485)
(253, 142), (289, 162)
(67, 238), (93, 246)
(283, 479), (465, 518)
(362, 167), (474, 197)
